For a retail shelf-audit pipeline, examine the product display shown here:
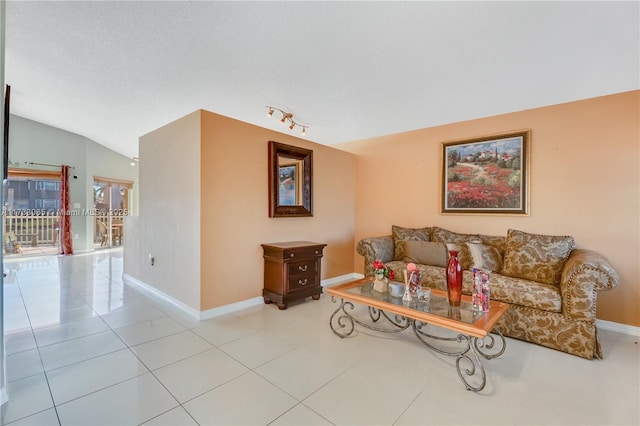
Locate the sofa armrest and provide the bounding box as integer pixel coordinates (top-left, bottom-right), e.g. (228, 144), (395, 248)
(560, 249), (619, 321)
(357, 235), (394, 276)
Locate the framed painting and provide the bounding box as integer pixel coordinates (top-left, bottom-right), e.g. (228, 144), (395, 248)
(441, 130), (530, 215)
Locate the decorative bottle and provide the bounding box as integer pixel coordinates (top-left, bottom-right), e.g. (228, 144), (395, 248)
(446, 250), (463, 307)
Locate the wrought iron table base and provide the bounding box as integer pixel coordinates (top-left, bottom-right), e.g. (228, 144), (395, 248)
(329, 297), (506, 391)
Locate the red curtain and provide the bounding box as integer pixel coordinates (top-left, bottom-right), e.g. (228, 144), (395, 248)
(60, 165), (74, 255)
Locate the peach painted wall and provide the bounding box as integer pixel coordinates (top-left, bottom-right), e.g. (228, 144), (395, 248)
(336, 91), (639, 327)
(200, 110), (356, 310)
(124, 111), (202, 310)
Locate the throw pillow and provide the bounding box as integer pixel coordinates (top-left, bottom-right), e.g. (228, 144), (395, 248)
(431, 227), (480, 244)
(461, 242), (503, 272)
(478, 234), (507, 257)
(501, 229), (575, 285)
(400, 240), (448, 267)
(392, 225), (431, 260)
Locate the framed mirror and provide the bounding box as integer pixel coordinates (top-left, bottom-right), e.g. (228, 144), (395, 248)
(268, 141), (313, 217)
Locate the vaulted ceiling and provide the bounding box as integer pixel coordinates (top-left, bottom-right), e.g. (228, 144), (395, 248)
(5, 1), (639, 158)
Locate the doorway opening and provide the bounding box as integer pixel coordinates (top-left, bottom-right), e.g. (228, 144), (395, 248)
(93, 177), (132, 249)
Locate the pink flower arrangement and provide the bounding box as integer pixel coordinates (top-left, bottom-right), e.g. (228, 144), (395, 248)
(372, 260), (395, 280)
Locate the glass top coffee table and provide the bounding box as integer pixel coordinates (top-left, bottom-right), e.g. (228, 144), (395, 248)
(327, 278), (509, 391)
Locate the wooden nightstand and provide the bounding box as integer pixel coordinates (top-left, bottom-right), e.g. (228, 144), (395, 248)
(261, 241), (326, 310)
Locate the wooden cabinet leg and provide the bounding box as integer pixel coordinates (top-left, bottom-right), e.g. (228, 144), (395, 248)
(311, 294), (321, 300)
(263, 297), (272, 304)
(277, 302), (287, 310)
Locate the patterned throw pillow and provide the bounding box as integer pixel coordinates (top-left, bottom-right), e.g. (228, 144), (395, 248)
(478, 234), (507, 257)
(501, 229), (575, 285)
(431, 227), (480, 244)
(392, 225), (431, 260)
(399, 240), (448, 267)
(460, 242), (503, 272)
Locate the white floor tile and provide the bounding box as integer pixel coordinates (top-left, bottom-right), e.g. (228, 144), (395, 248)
(131, 330), (213, 370)
(270, 404), (333, 425)
(303, 340), (436, 425)
(255, 343), (355, 399)
(56, 373), (179, 425)
(0, 373), (54, 424)
(4, 330), (37, 355)
(191, 315), (262, 346)
(33, 315), (110, 348)
(218, 330), (299, 368)
(38, 330), (126, 371)
(46, 348), (149, 405)
(153, 348), (248, 403)
(183, 372), (297, 425)
(98, 303), (166, 329)
(142, 407), (198, 425)
(1, 408), (60, 426)
(114, 316), (187, 347)
(6, 348), (44, 383)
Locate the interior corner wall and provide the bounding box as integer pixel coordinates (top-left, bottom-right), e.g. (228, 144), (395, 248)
(127, 110), (202, 311)
(8, 115), (137, 252)
(337, 90), (640, 327)
(199, 110), (356, 311)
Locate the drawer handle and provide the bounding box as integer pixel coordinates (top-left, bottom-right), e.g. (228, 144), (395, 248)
(298, 265), (308, 272)
(315, 250), (319, 254)
(289, 253), (294, 258)
(298, 278), (307, 285)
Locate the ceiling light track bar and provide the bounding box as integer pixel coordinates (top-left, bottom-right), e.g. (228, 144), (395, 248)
(265, 105), (308, 136)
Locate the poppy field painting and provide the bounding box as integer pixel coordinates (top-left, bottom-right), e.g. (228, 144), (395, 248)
(441, 130), (530, 215)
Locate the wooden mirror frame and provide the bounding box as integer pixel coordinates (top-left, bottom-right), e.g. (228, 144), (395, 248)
(268, 141), (313, 217)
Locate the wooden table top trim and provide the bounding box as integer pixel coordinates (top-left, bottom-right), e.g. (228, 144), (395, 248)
(326, 278), (509, 338)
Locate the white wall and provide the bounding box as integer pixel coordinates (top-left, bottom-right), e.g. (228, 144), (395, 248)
(8, 115), (138, 252)
(124, 111), (201, 310)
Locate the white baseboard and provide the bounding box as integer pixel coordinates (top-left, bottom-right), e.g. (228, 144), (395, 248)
(199, 297), (264, 320)
(322, 273), (363, 288)
(596, 319), (640, 337)
(122, 273), (201, 320)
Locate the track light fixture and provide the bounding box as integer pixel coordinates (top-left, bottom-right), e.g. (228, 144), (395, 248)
(265, 105), (308, 136)
(130, 156), (139, 166)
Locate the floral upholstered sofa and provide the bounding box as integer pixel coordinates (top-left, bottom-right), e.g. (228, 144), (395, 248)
(356, 226), (619, 359)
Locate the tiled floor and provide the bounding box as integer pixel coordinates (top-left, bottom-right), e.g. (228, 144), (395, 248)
(1, 249), (639, 425)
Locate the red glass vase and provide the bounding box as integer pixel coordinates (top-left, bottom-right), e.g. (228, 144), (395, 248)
(446, 250), (463, 307)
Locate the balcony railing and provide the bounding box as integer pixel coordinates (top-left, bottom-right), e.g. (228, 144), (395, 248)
(3, 213), (125, 255)
(3, 213), (60, 247)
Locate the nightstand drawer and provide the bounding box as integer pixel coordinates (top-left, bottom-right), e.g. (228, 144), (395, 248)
(288, 274), (318, 291)
(287, 260), (317, 278)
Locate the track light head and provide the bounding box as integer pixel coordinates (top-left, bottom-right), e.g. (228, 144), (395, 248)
(267, 108), (274, 117)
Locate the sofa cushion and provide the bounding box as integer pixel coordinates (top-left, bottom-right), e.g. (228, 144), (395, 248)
(461, 242), (503, 272)
(480, 272), (562, 312)
(399, 240), (447, 267)
(392, 225), (431, 260)
(501, 229), (575, 286)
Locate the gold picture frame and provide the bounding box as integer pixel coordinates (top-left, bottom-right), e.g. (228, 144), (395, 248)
(441, 130), (530, 215)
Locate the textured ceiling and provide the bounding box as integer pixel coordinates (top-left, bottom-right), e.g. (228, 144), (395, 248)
(5, 1), (639, 158)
